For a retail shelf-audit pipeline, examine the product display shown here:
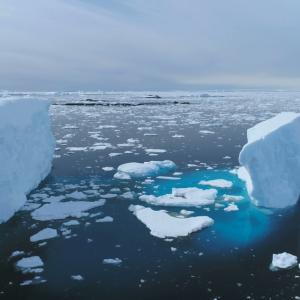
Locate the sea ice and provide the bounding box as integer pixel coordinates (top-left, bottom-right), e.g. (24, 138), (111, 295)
(102, 258), (122, 265)
(239, 112), (300, 208)
(114, 160), (176, 180)
(31, 200), (106, 221)
(16, 256), (44, 273)
(140, 187), (217, 207)
(270, 252), (298, 270)
(129, 205), (214, 239)
(0, 98), (55, 223)
(30, 228), (58, 242)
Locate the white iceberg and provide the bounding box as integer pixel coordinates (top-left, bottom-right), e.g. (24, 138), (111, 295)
(270, 252), (298, 271)
(239, 112), (300, 208)
(114, 160), (176, 180)
(0, 98), (55, 223)
(140, 187), (217, 207)
(129, 205), (214, 239)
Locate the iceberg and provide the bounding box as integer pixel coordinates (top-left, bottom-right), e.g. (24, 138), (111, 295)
(0, 98), (55, 223)
(239, 112), (300, 208)
(129, 205), (214, 239)
(140, 187), (217, 207)
(114, 160), (176, 180)
(270, 252), (298, 271)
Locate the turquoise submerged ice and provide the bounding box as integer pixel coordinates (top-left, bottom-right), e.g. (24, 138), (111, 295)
(143, 169), (272, 247)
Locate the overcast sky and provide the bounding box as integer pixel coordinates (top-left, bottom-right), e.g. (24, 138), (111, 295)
(1, 0), (300, 91)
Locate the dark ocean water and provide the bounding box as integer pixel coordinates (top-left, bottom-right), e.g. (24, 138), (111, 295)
(0, 91), (300, 299)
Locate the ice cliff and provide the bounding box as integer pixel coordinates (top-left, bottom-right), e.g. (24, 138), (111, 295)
(0, 98), (55, 223)
(239, 112), (300, 208)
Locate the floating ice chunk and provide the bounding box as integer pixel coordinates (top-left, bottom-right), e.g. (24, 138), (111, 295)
(114, 160), (176, 180)
(239, 112), (300, 208)
(224, 203), (239, 212)
(130, 205), (213, 239)
(180, 209), (194, 216)
(30, 228), (58, 242)
(66, 191), (87, 200)
(223, 194), (244, 202)
(270, 252), (298, 271)
(0, 98), (55, 223)
(156, 176), (181, 180)
(140, 187), (217, 207)
(66, 147), (88, 152)
(31, 200), (105, 221)
(102, 167), (114, 171)
(10, 250), (25, 259)
(63, 220), (80, 226)
(145, 149), (166, 154)
(96, 216), (113, 223)
(121, 191), (136, 199)
(102, 258), (122, 265)
(16, 256), (44, 273)
(199, 179), (233, 188)
(71, 275), (84, 281)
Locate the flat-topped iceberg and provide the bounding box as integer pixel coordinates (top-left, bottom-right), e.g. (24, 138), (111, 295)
(129, 205), (214, 239)
(239, 112), (300, 208)
(0, 98), (55, 223)
(140, 187), (217, 207)
(114, 160), (176, 180)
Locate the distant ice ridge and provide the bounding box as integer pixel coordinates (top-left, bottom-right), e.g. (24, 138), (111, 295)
(129, 205), (213, 239)
(0, 98), (55, 223)
(239, 112), (300, 208)
(114, 160), (176, 180)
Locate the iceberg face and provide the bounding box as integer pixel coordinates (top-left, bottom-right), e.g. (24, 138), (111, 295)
(114, 160), (176, 180)
(0, 98), (55, 223)
(239, 112), (300, 208)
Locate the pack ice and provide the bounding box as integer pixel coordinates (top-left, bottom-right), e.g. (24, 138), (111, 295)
(0, 98), (55, 223)
(239, 112), (300, 208)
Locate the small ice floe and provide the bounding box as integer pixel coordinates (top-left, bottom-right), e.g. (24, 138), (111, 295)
(129, 205), (213, 239)
(223, 194), (244, 202)
(31, 200), (106, 221)
(10, 250), (25, 259)
(63, 220), (80, 227)
(109, 152), (122, 157)
(172, 134), (184, 138)
(16, 256), (44, 274)
(71, 275), (84, 281)
(121, 191), (136, 200)
(199, 130), (215, 134)
(199, 179), (233, 188)
(95, 216), (113, 223)
(102, 167), (114, 171)
(139, 187), (217, 207)
(180, 209), (194, 216)
(66, 191), (87, 200)
(224, 203), (239, 212)
(270, 252), (298, 271)
(145, 149), (166, 154)
(114, 160), (176, 180)
(66, 147), (88, 152)
(102, 258), (122, 265)
(30, 228), (58, 242)
(156, 176), (181, 180)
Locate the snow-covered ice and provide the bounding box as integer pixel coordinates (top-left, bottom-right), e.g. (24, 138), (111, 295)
(102, 258), (122, 265)
(140, 187), (217, 207)
(239, 112), (300, 208)
(30, 228), (58, 242)
(114, 160), (176, 180)
(270, 252), (298, 271)
(129, 205), (214, 239)
(0, 98), (55, 223)
(16, 256), (44, 273)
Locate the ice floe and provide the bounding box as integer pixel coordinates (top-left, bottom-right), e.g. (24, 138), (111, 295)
(30, 228), (58, 242)
(129, 205), (213, 239)
(16, 256), (44, 274)
(114, 160), (176, 180)
(199, 179), (233, 188)
(140, 187), (217, 207)
(270, 252), (298, 271)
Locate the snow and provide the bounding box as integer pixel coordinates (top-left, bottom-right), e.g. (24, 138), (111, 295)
(140, 187), (217, 207)
(114, 160), (176, 180)
(270, 252), (298, 270)
(130, 205), (214, 239)
(0, 98), (55, 223)
(31, 200), (106, 221)
(16, 256), (44, 273)
(239, 112), (300, 208)
(199, 179), (233, 188)
(30, 228), (58, 242)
